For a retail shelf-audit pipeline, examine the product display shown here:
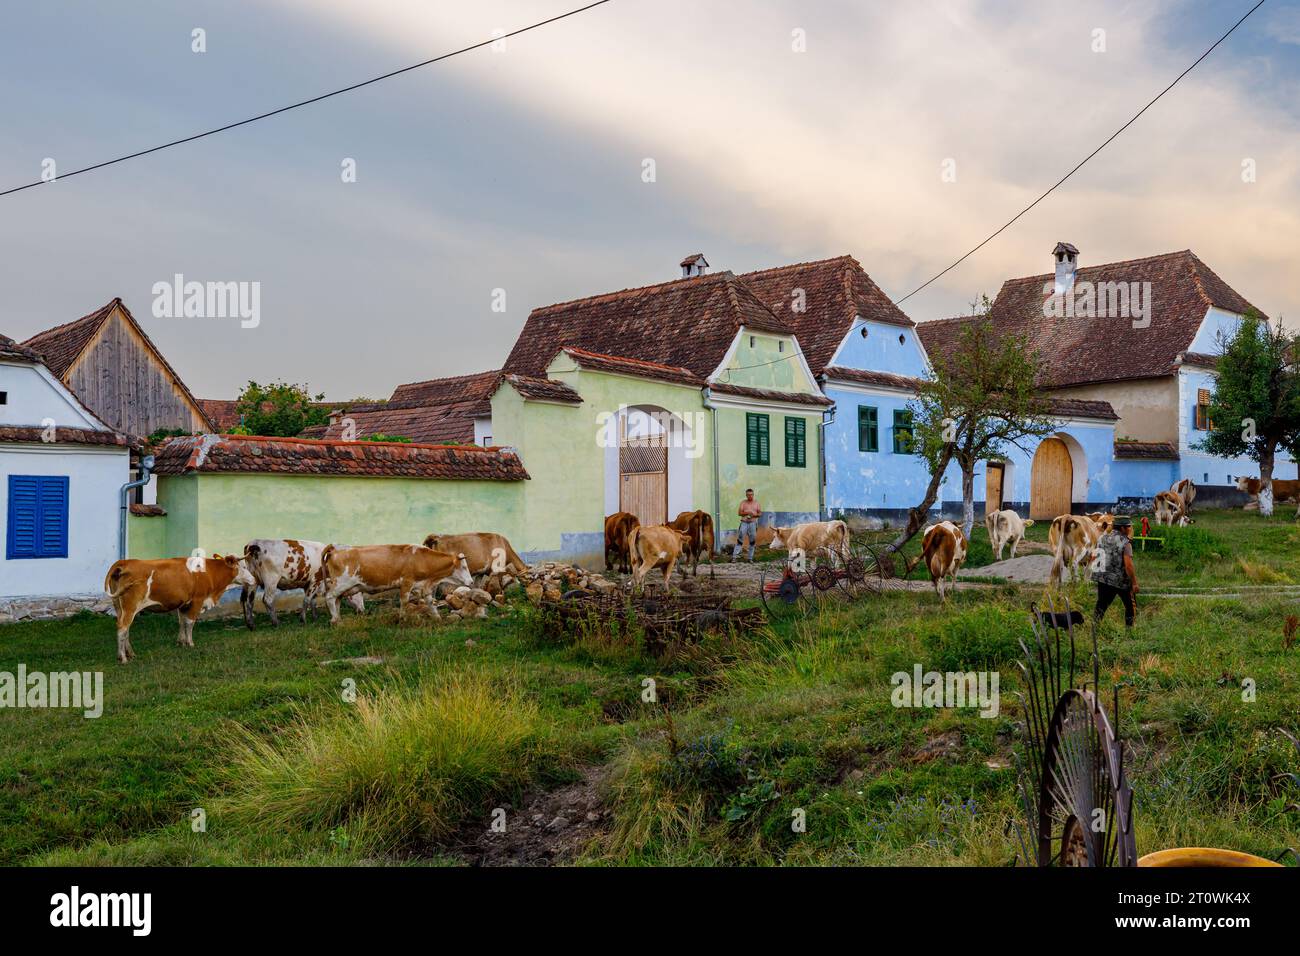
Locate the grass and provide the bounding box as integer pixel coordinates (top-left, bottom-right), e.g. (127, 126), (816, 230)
(1, 508), (1297, 866)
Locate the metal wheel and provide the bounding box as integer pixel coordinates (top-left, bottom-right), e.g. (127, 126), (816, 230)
(759, 560), (803, 619)
(1013, 599), (1137, 867)
(838, 544), (884, 597)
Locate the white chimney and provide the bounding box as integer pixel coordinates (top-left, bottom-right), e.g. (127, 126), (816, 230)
(1053, 242), (1078, 294)
(680, 253), (709, 278)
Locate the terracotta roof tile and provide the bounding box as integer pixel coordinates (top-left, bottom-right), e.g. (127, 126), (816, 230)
(318, 401), (483, 444)
(389, 369), (501, 407)
(917, 251), (1259, 389)
(503, 373), (582, 403)
(820, 366), (922, 391)
(0, 333), (42, 363)
(197, 399), (242, 432)
(740, 256), (914, 375)
(1179, 351), (1220, 369)
(1046, 398), (1119, 421)
(559, 347), (702, 386)
(0, 425), (137, 449)
(503, 270), (790, 380)
(1113, 440), (1179, 460)
(709, 382), (833, 406)
(152, 434), (528, 480)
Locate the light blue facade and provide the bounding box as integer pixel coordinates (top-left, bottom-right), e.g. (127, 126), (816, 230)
(817, 305), (1293, 522)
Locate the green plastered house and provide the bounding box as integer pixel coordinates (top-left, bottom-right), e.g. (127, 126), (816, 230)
(474, 254), (834, 559)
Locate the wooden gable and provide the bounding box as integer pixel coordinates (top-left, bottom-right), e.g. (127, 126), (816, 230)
(25, 299), (212, 438)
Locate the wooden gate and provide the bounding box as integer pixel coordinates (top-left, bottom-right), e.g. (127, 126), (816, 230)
(620, 441), (667, 527)
(1030, 438), (1073, 520)
(985, 463), (1004, 517)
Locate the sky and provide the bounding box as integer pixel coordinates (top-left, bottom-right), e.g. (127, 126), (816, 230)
(1, 0), (1297, 401)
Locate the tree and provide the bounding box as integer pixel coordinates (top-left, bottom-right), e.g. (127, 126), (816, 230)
(234, 380), (331, 437)
(882, 307), (1054, 556)
(1197, 310), (1300, 517)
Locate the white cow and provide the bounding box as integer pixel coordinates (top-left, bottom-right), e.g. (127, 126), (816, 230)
(984, 509), (1034, 561)
(770, 520), (851, 566)
(241, 538), (363, 628)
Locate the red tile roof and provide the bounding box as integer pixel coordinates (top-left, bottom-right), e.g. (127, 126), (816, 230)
(1046, 398), (1119, 421)
(152, 434), (529, 480)
(710, 382), (833, 406)
(23, 298), (214, 430)
(740, 256), (914, 375)
(0, 333), (42, 363)
(389, 369), (501, 410)
(917, 251), (1259, 389)
(560, 347), (703, 386)
(502, 270), (791, 380)
(1114, 441), (1179, 460)
(1179, 351), (1220, 369)
(317, 401), (483, 444)
(0, 425), (136, 449)
(821, 366), (922, 391)
(502, 373), (582, 403)
(198, 399), (242, 432)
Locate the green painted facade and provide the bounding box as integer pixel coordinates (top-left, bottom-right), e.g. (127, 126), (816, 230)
(128, 328), (826, 566)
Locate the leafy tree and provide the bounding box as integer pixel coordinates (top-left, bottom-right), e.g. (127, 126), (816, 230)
(911, 307), (1054, 539)
(362, 434), (413, 443)
(234, 380), (331, 438)
(1197, 310), (1300, 517)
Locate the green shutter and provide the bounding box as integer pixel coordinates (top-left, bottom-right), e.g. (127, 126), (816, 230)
(746, 413), (770, 466)
(858, 406), (878, 453)
(892, 409), (914, 454)
(784, 417), (806, 467)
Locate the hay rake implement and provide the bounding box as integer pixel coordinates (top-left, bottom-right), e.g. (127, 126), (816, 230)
(758, 544), (886, 616)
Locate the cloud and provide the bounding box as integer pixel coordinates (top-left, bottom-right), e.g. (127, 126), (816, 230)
(277, 0), (1300, 328)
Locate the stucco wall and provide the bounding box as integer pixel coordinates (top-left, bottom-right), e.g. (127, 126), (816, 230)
(132, 473), (531, 563)
(1176, 367), (1296, 485)
(1049, 377), (1179, 445)
(1, 444), (129, 597)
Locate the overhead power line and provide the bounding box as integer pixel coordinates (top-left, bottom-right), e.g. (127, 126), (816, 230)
(894, 0), (1269, 305)
(0, 0), (613, 200)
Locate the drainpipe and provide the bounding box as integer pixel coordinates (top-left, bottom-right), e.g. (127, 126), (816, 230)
(702, 387), (722, 552)
(118, 454), (155, 559)
(818, 402), (835, 521)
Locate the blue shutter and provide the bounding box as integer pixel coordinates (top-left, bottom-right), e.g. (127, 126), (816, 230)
(6, 475), (69, 559)
(38, 476), (69, 558)
(7, 476), (38, 558)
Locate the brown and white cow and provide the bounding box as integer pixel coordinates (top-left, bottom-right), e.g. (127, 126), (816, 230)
(241, 538), (363, 628)
(770, 520), (851, 566)
(921, 521), (967, 602)
(1153, 491), (1193, 527)
(628, 525), (691, 592)
(669, 510), (715, 577)
(1049, 514), (1101, 584)
(320, 544), (473, 624)
(105, 554), (257, 663)
(420, 532), (528, 585)
(604, 512), (640, 574)
(1235, 476), (1300, 508)
(1171, 478), (1196, 513)
(985, 509), (1033, 561)
(1085, 512), (1115, 536)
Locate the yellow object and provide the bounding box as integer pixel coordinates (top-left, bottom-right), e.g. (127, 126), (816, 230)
(1138, 847), (1281, 867)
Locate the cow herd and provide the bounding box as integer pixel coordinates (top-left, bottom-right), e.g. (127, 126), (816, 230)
(102, 533), (517, 663)
(603, 509), (716, 589)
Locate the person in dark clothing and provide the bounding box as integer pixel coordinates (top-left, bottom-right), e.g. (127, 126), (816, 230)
(1091, 515), (1139, 627)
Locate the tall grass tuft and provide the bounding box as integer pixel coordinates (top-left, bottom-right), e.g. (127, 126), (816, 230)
(216, 670), (539, 854)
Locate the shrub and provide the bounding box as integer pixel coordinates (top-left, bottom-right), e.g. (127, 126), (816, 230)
(1158, 525), (1225, 571)
(217, 671), (539, 853)
(920, 604), (1026, 671)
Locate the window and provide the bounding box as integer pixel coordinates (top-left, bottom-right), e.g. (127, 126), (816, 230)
(778, 340), (784, 352)
(0, 390), (7, 405)
(1194, 388), (1212, 431)
(857, 405), (879, 453)
(745, 413), (770, 466)
(6, 475), (69, 559)
(784, 417), (806, 467)
(892, 409), (914, 454)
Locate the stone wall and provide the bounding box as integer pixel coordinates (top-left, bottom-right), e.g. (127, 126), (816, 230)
(0, 593), (113, 624)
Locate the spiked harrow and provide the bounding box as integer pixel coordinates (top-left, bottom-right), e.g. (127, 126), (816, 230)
(758, 544), (885, 615)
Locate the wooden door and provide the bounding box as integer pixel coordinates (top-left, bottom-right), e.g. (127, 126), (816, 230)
(1030, 438), (1072, 520)
(985, 463), (1004, 516)
(619, 443), (667, 526)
